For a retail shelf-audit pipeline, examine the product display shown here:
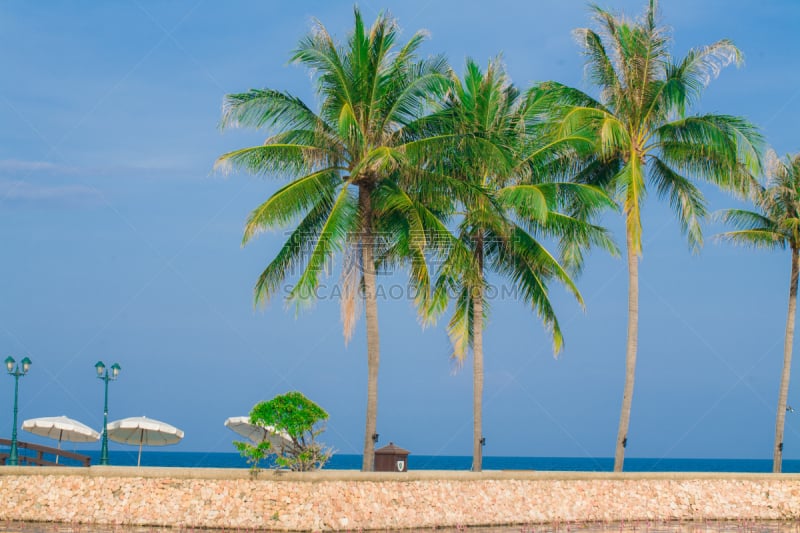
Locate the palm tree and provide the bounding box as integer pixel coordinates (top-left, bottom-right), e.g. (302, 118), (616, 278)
(545, 0), (763, 470)
(425, 59), (617, 471)
(717, 150), (800, 473)
(215, 8), (453, 471)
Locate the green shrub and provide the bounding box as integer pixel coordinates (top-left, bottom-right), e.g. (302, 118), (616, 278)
(234, 391), (332, 472)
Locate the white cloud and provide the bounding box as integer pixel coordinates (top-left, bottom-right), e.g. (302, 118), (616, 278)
(0, 158), (198, 180)
(0, 179), (103, 205)
(0, 159), (78, 174)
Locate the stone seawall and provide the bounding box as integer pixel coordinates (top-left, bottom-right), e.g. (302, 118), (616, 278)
(1, 467), (799, 531)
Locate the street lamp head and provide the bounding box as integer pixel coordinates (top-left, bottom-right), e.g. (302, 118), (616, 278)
(20, 357), (31, 374)
(5, 356), (15, 373)
(110, 363), (121, 379)
(95, 361), (106, 377)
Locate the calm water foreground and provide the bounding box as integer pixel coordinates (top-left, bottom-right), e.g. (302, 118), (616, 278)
(3, 521), (800, 533)
(46, 450), (800, 472)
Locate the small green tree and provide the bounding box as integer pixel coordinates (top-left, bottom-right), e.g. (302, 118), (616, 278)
(234, 439), (274, 474)
(234, 392), (332, 472)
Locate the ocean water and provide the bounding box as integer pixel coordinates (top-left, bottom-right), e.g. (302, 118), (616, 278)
(40, 450), (800, 472)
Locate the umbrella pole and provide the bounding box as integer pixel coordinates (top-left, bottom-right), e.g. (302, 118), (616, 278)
(138, 429), (143, 467)
(56, 431), (62, 465)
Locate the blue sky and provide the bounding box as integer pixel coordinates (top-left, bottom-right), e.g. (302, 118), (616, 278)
(0, 0), (799, 462)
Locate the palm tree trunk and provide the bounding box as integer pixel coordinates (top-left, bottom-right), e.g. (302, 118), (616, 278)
(773, 245), (799, 473)
(614, 224), (639, 472)
(360, 186), (381, 472)
(472, 237), (485, 472)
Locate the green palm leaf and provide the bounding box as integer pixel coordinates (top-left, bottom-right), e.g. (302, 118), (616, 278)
(715, 229), (786, 250)
(716, 208), (778, 231)
(648, 156), (707, 250)
(286, 186), (358, 308)
(220, 89), (333, 135)
(446, 286), (474, 363)
(242, 168), (343, 244)
(659, 40), (741, 116)
(215, 144), (337, 177)
(253, 197), (333, 305)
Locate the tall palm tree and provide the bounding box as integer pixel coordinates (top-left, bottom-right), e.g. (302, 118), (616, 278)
(215, 8), (453, 471)
(545, 0), (762, 470)
(717, 150), (800, 473)
(425, 59), (617, 471)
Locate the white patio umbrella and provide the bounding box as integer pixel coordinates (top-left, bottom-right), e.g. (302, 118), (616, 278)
(224, 416), (291, 450)
(21, 416), (100, 464)
(107, 416), (184, 466)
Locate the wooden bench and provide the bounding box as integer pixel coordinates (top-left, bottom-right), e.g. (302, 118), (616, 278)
(0, 438), (91, 466)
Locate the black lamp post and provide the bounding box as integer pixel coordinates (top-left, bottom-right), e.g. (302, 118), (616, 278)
(5, 356), (32, 466)
(95, 361), (121, 466)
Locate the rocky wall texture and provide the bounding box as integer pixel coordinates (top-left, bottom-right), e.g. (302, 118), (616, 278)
(1, 469), (799, 531)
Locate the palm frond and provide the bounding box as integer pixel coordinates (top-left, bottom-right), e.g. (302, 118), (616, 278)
(493, 226), (578, 353)
(660, 40), (741, 117)
(714, 208), (780, 232)
(655, 114), (763, 192)
(291, 17), (355, 114)
(715, 149), (800, 252)
(446, 286), (474, 363)
(526, 81), (608, 134)
(220, 89), (333, 135)
(381, 57), (451, 133)
(557, 107), (629, 159)
(536, 182), (617, 213)
(242, 168), (343, 244)
(285, 186), (359, 310)
(555, 214), (619, 272)
(617, 160), (645, 255)
(714, 229), (787, 250)
(496, 185), (549, 224)
(424, 234), (476, 325)
(574, 28), (621, 99)
(339, 243), (363, 344)
(253, 198), (332, 306)
(337, 101), (365, 150)
(214, 144), (338, 177)
(349, 146), (404, 180)
(648, 156), (707, 251)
